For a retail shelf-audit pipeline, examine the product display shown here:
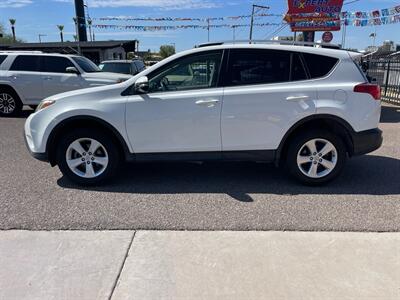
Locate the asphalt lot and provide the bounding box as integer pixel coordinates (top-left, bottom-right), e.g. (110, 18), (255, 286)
(0, 104), (399, 232)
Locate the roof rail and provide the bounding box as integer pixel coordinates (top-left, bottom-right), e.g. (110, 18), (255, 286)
(196, 40), (341, 49)
(0, 50), (43, 53)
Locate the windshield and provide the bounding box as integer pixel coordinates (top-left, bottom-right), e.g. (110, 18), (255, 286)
(99, 62), (131, 75)
(72, 56), (101, 73)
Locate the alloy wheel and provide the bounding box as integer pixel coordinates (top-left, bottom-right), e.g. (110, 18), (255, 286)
(0, 93), (16, 114)
(296, 138), (338, 179)
(65, 138), (109, 178)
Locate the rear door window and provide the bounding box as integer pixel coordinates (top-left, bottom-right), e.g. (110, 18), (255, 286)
(302, 53), (338, 78)
(10, 55), (40, 72)
(226, 49), (291, 86)
(41, 56), (75, 73)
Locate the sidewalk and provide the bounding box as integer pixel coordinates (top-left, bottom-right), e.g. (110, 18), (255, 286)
(1, 231), (399, 300)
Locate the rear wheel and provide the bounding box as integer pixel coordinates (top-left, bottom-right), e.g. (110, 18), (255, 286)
(0, 89), (22, 117)
(56, 128), (121, 185)
(286, 130), (347, 185)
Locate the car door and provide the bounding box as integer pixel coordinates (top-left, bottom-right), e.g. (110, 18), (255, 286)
(7, 55), (43, 104)
(125, 50), (224, 154)
(221, 49), (317, 151)
(40, 56), (83, 97)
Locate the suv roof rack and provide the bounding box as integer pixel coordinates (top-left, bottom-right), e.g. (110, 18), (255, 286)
(196, 40), (341, 49)
(0, 50), (43, 54)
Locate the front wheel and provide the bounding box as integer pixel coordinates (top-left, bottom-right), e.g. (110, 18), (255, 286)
(286, 131), (347, 185)
(56, 129), (121, 185)
(0, 89), (22, 117)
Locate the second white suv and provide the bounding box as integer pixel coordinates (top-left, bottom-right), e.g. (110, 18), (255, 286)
(24, 43), (382, 185)
(0, 52), (131, 116)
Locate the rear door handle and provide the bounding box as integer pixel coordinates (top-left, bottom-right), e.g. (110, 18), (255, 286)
(286, 95), (310, 101)
(195, 99), (220, 107)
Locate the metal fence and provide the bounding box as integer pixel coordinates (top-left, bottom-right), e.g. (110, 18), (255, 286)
(365, 53), (400, 105)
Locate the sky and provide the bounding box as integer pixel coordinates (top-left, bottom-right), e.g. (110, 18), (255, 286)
(1, 0), (400, 52)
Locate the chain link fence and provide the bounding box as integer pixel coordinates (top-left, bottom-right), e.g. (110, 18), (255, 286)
(364, 51), (400, 106)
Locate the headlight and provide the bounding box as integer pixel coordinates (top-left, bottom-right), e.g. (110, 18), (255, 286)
(36, 100), (55, 112)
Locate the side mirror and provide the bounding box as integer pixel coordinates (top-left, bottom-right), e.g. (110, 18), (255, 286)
(134, 76), (149, 94)
(66, 67), (80, 75)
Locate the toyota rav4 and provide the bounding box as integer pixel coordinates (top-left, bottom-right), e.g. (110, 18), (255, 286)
(24, 43), (383, 185)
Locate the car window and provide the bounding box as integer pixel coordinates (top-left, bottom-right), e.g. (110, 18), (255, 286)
(147, 51), (222, 93)
(302, 53), (338, 78)
(131, 63), (138, 74)
(0, 55), (7, 66)
(71, 56), (101, 73)
(10, 55), (40, 72)
(41, 56), (75, 73)
(134, 60), (145, 72)
(100, 62), (131, 75)
(291, 53), (308, 81)
(227, 49), (291, 86)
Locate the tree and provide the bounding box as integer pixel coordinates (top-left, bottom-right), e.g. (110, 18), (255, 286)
(159, 45), (176, 59)
(0, 22), (24, 44)
(9, 19), (16, 43)
(73, 35), (78, 42)
(57, 25), (64, 43)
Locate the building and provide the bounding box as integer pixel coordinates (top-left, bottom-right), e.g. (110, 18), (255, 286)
(0, 40), (138, 64)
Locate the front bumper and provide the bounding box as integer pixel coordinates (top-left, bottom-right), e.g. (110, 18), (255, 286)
(352, 128), (383, 156)
(24, 131), (48, 162)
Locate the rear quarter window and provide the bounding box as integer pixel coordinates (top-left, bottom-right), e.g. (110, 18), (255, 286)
(0, 55), (7, 66)
(302, 53), (339, 78)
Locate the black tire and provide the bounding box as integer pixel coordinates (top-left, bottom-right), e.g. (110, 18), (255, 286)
(286, 130), (347, 185)
(0, 88), (22, 117)
(56, 128), (121, 185)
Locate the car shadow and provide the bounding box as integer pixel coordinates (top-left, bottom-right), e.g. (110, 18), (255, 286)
(57, 155), (400, 202)
(380, 104), (400, 123)
(1, 108), (34, 119)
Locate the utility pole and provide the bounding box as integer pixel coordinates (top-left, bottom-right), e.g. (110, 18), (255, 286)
(38, 34), (46, 43)
(249, 4), (270, 43)
(232, 25), (237, 41)
(341, 21), (347, 49)
(207, 18), (210, 42)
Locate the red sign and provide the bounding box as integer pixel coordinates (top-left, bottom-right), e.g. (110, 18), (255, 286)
(322, 31), (333, 43)
(288, 0), (344, 14)
(286, 0), (344, 32)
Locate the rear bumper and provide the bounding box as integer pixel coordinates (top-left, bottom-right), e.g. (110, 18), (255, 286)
(352, 128), (383, 156)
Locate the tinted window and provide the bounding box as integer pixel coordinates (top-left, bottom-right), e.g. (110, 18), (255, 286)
(291, 53), (308, 81)
(0, 55), (7, 66)
(100, 62), (131, 75)
(134, 60), (145, 72)
(148, 51), (222, 93)
(227, 49), (291, 86)
(303, 53), (338, 78)
(71, 56), (101, 73)
(41, 56), (75, 73)
(10, 55), (40, 72)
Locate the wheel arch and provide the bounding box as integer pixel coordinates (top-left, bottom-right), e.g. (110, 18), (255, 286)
(0, 84), (23, 102)
(276, 114), (356, 166)
(46, 115), (133, 166)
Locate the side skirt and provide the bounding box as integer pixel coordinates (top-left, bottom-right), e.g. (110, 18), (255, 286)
(131, 150), (276, 163)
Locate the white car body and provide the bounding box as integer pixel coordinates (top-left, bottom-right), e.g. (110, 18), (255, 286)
(0, 52), (131, 106)
(24, 43), (383, 185)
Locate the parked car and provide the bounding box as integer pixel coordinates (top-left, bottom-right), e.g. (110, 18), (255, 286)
(24, 42), (382, 186)
(0, 52), (131, 116)
(99, 59), (146, 75)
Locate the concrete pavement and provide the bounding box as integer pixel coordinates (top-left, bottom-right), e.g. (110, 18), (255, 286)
(1, 231), (399, 300)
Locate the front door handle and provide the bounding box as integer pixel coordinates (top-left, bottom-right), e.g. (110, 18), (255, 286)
(286, 95), (310, 101)
(195, 99), (220, 107)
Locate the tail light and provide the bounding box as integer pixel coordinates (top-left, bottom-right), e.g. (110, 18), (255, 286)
(354, 83), (381, 100)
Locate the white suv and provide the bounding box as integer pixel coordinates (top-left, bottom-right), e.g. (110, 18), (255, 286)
(0, 52), (131, 116)
(24, 43), (382, 185)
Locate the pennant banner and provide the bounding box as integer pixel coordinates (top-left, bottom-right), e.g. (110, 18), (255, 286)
(93, 23), (283, 31)
(94, 13), (284, 23)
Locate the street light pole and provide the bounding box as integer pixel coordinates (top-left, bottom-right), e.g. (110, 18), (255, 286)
(249, 4), (270, 43)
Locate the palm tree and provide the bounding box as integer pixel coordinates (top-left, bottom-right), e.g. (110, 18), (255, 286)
(73, 35), (78, 42)
(57, 25), (64, 42)
(9, 19), (16, 43)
